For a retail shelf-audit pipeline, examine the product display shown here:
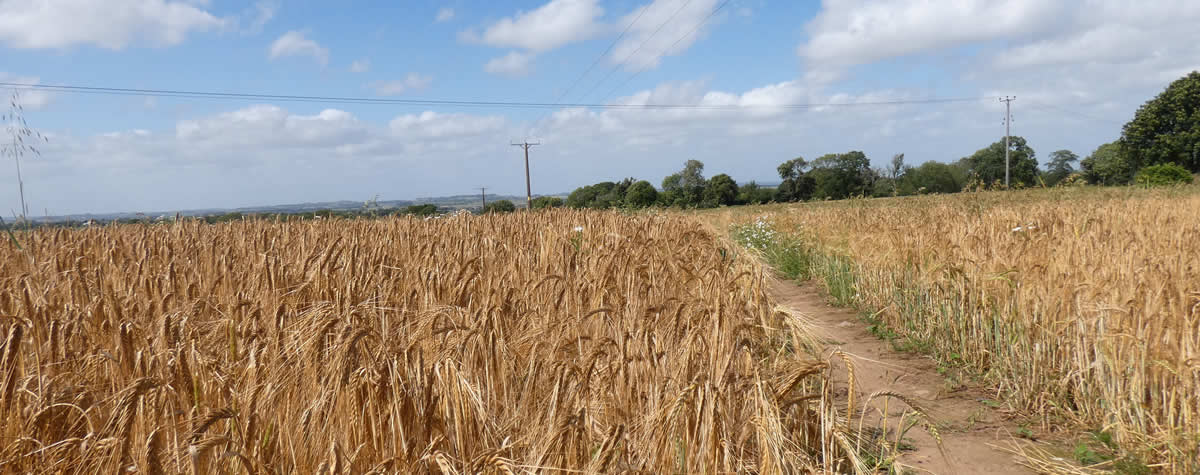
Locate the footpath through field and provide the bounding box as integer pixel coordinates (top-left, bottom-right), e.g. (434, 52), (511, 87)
(770, 277), (1038, 474)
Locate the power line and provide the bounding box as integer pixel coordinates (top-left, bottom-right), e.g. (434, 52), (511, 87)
(573, 0), (696, 104)
(548, 0), (654, 106)
(0, 81), (987, 110)
(527, 0), (658, 136)
(597, 0), (732, 105)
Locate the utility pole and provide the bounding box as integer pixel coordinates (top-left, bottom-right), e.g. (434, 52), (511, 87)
(510, 140), (540, 210)
(480, 187), (487, 210)
(1000, 96), (1016, 188)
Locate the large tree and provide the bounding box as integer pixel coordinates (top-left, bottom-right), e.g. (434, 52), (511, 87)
(775, 156), (815, 202)
(1119, 71), (1200, 172)
(1043, 149), (1079, 186)
(961, 136), (1038, 187)
(887, 153), (905, 196)
(703, 173), (738, 207)
(660, 160), (706, 207)
(1081, 142), (1134, 185)
(566, 179), (634, 209)
(900, 161), (967, 194)
(624, 180), (658, 208)
(737, 181), (774, 204)
(809, 151), (872, 199)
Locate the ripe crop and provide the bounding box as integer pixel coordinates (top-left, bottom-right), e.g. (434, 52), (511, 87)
(717, 187), (1200, 470)
(0, 211), (865, 473)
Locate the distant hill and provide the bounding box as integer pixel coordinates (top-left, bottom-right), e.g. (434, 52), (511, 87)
(30, 192), (568, 223)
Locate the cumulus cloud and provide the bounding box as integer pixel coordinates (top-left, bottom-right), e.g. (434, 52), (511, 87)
(799, 0), (1200, 73)
(484, 51), (536, 77)
(370, 73), (434, 95)
(464, 0), (605, 75)
(470, 0), (603, 52)
(268, 30), (329, 66)
(436, 8), (455, 22)
(350, 59), (371, 73)
(0, 0), (227, 49)
(610, 0), (721, 70)
(389, 111), (507, 138)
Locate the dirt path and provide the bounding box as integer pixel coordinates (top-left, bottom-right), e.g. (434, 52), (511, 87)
(770, 278), (1038, 474)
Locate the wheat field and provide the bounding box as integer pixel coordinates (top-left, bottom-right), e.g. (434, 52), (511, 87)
(0, 211), (873, 473)
(713, 186), (1200, 470)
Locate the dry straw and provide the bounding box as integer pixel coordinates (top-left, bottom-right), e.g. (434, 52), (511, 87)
(718, 187), (1200, 470)
(0, 210), (880, 473)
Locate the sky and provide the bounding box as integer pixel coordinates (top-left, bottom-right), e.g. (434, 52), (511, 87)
(1, 0), (1198, 215)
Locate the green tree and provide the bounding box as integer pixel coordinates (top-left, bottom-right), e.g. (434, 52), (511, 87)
(660, 160), (706, 207)
(1135, 163), (1193, 187)
(776, 157), (807, 181)
(531, 196), (564, 209)
(737, 181), (774, 204)
(900, 161), (967, 194)
(404, 204), (439, 216)
(567, 182), (612, 208)
(961, 136), (1038, 187)
(775, 156), (814, 202)
(887, 153), (906, 196)
(703, 173), (738, 207)
(624, 180), (658, 208)
(1043, 149), (1079, 186)
(566, 179), (635, 209)
(483, 199), (516, 213)
(809, 151), (872, 199)
(1119, 71), (1200, 172)
(1081, 142), (1134, 185)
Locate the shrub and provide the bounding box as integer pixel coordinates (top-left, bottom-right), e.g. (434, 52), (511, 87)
(624, 180), (658, 208)
(482, 199), (517, 213)
(1135, 163), (1194, 187)
(530, 196), (564, 209)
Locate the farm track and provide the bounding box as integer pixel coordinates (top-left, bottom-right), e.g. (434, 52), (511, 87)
(770, 277), (1037, 474)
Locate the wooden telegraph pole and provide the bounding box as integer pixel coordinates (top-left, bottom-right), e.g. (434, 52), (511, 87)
(511, 141), (540, 210)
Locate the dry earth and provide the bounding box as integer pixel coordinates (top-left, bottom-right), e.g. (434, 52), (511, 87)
(770, 277), (1045, 474)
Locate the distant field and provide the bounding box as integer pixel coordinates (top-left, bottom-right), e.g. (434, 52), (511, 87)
(0, 211), (872, 473)
(705, 185), (1200, 470)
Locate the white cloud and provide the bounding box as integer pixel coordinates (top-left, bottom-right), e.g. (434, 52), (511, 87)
(0, 0), (227, 49)
(268, 30), (329, 66)
(469, 0), (603, 52)
(0, 73), (52, 110)
(370, 73), (434, 95)
(175, 105), (368, 149)
(389, 111), (506, 138)
(799, 0), (1200, 73)
(350, 59), (371, 73)
(6, 63), (1181, 217)
(800, 0), (1063, 68)
(484, 51), (535, 77)
(610, 0), (721, 70)
(243, 0), (281, 34)
(436, 7), (455, 22)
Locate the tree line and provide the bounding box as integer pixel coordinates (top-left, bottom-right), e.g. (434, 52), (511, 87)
(556, 71), (1199, 210)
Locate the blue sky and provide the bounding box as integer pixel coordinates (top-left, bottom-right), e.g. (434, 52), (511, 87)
(1, 0), (1198, 215)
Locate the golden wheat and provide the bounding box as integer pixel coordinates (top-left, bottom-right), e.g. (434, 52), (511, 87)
(714, 186), (1200, 470)
(0, 210), (867, 473)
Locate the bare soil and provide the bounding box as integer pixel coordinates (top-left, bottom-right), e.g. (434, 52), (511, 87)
(770, 277), (1042, 474)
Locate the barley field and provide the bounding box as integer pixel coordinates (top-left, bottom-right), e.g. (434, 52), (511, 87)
(712, 186), (1200, 470)
(0, 211), (871, 473)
